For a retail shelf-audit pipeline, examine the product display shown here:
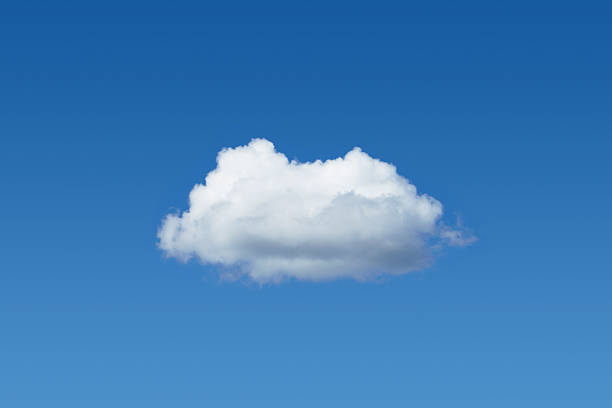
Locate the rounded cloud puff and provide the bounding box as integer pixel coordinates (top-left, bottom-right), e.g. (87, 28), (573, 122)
(158, 139), (467, 283)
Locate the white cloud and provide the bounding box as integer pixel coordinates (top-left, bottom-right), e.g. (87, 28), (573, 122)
(158, 138), (471, 283)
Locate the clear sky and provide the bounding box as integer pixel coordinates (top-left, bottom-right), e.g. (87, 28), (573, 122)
(1, 1), (611, 406)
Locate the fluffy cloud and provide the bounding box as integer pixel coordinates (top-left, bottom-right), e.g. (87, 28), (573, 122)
(158, 139), (471, 283)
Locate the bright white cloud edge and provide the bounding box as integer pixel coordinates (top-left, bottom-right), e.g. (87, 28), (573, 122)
(158, 138), (472, 283)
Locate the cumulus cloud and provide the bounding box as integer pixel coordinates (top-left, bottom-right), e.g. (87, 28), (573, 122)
(158, 139), (471, 283)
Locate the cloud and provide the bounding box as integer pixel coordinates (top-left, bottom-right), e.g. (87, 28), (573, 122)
(158, 139), (471, 283)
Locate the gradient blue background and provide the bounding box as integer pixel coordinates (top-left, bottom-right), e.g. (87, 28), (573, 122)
(1, 1), (611, 406)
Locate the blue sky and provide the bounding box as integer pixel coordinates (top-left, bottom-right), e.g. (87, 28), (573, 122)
(1, 1), (611, 406)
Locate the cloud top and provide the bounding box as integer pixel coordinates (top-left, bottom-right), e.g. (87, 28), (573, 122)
(158, 139), (469, 283)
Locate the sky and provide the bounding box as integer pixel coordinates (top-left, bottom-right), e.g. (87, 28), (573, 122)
(1, 1), (611, 406)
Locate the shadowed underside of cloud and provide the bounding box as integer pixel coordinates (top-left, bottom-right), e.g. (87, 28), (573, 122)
(158, 139), (473, 283)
